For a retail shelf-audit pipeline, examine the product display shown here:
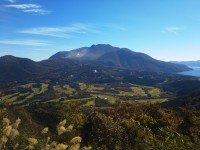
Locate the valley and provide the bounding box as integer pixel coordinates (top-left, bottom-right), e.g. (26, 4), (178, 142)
(0, 82), (168, 107)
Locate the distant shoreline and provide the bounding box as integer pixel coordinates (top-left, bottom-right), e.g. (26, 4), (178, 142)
(178, 66), (200, 77)
(188, 66), (200, 69)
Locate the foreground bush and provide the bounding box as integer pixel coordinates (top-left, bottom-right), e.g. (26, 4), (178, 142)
(0, 102), (200, 149)
(0, 116), (91, 150)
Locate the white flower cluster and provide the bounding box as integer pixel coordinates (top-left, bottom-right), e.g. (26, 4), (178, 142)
(26, 138), (38, 150)
(0, 118), (21, 149)
(0, 118), (92, 150)
(42, 136), (68, 150)
(57, 119), (73, 135)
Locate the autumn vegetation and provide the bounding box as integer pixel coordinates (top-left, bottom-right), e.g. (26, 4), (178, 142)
(0, 100), (200, 150)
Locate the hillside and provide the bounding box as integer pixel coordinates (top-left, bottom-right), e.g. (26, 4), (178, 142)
(162, 89), (200, 109)
(0, 55), (44, 82)
(50, 44), (191, 73)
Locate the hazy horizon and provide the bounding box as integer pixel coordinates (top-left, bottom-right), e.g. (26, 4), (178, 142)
(1, 0), (200, 61)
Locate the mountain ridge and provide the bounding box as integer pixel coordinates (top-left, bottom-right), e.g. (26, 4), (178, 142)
(0, 55), (44, 82)
(49, 44), (191, 73)
(0, 44), (192, 82)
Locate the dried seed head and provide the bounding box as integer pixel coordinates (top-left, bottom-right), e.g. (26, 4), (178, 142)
(57, 126), (66, 135)
(0, 136), (8, 150)
(66, 125), (73, 132)
(55, 143), (68, 150)
(3, 118), (10, 127)
(50, 141), (58, 149)
(80, 146), (92, 150)
(47, 137), (50, 143)
(70, 136), (82, 144)
(0, 136), (8, 144)
(68, 144), (80, 150)
(59, 119), (67, 126)
(12, 118), (21, 129)
(25, 145), (35, 150)
(3, 125), (12, 137)
(28, 138), (38, 145)
(9, 129), (20, 140)
(41, 127), (48, 134)
(43, 144), (50, 150)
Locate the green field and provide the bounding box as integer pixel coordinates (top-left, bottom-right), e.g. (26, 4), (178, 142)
(0, 82), (168, 106)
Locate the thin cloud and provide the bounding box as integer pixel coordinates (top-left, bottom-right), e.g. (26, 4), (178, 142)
(4, 4), (40, 9)
(0, 40), (51, 46)
(23, 9), (50, 15)
(4, 4), (50, 15)
(162, 26), (186, 34)
(19, 24), (99, 38)
(4, 0), (16, 3)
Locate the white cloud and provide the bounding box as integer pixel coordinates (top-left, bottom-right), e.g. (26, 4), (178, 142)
(162, 26), (186, 34)
(4, 0), (16, 3)
(4, 4), (50, 15)
(22, 9), (50, 15)
(4, 4), (40, 9)
(19, 24), (98, 38)
(19, 27), (75, 38)
(0, 40), (51, 46)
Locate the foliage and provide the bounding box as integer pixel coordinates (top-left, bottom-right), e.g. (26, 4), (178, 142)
(1, 88), (200, 149)
(0, 111), (91, 150)
(81, 103), (200, 149)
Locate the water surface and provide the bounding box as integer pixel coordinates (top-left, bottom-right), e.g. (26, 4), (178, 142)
(179, 67), (200, 77)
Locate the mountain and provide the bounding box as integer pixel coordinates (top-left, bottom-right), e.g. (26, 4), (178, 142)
(0, 44), (192, 83)
(170, 60), (200, 67)
(50, 44), (191, 73)
(49, 44), (118, 61)
(0, 55), (44, 82)
(0, 55), (86, 83)
(0, 54), (190, 88)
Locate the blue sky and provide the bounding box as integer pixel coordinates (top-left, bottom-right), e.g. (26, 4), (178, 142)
(0, 0), (200, 61)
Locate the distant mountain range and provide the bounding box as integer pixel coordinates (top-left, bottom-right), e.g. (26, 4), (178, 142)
(170, 60), (200, 67)
(50, 44), (190, 73)
(0, 44), (191, 82)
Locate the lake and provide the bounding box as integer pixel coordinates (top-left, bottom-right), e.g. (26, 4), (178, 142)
(178, 67), (200, 77)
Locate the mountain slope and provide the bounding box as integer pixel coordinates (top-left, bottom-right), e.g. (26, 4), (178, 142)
(0, 55), (44, 82)
(49, 44), (118, 60)
(162, 89), (200, 109)
(50, 44), (191, 73)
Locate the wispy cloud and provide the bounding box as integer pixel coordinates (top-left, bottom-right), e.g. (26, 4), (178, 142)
(0, 40), (51, 46)
(162, 26), (186, 34)
(4, 4), (40, 9)
(19, 23), (99, 38)
(4, 0), (16, 3)
(22, 9), (50, 15)
(4, 4), (50, 15)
